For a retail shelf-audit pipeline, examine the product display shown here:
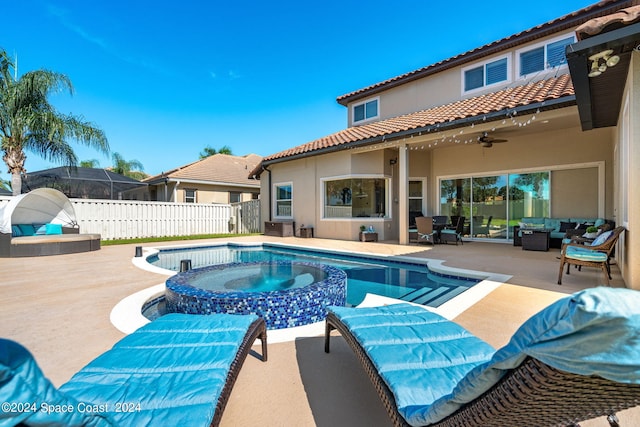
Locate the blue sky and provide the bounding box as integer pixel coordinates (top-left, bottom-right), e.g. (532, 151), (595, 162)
(2, 0), (596, 179)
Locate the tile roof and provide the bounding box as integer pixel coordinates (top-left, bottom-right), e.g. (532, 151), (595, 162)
(576, 4), (640, 40)
(336, 0), (632, 106)
(260, 74), (575, 166)
(145, 153), (261, 187)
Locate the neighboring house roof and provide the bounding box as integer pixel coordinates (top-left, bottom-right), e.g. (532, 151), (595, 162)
(251, 74), (575, 175)
(336, 0), (635, 106)
(145, 153), (261, 188)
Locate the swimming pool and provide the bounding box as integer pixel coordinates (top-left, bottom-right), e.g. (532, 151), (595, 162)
(148, 243), (482, 307)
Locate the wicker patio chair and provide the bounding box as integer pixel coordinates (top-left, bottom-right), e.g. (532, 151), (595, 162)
(416, 216), (437, 245)
(557, 226), (625, 286)
(325, 288), (640, 427)
(1, 313), (267, 427)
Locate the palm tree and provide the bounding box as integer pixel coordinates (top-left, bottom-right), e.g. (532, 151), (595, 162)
(110, 152), (146, 180)
(0, 49), (109, 195)
(199, 145), (232, 159)
(79, 159), (100, 168)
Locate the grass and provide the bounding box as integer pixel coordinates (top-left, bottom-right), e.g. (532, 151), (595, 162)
(101, 233), (262, 246)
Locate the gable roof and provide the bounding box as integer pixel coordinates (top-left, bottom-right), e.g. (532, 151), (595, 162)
(337, 0), (636, 106)
(145, 153), (261, 188)
(251, 74), (575, 176)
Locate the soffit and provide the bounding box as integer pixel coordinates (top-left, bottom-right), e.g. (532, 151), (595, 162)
(567, 6), (640, 130)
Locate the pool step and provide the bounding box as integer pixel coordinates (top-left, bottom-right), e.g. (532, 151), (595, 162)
(400, 285), (469, 307)
(427, 286), (469, 307)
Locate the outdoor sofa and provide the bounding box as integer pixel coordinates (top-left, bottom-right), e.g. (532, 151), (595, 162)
(514, 217), (613, 248)
(325, 287), (640, 427)
(0, 313), (267, 426)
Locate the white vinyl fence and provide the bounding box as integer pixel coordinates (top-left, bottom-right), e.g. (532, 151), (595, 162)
(0, 196), (261, 240)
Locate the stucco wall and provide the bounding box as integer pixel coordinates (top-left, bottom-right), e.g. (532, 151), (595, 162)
(262, 108), (614, 243)
(347, 32), (576, 125)
(427, 123), (613, 219)
(619, 52), (640, 290)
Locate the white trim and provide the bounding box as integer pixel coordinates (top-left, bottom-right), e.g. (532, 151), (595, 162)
(515, 32), (575, 79)
(273, 181), (293, 219)
(461, 54), (511, 95)
(408, 177), (427, 215)
(351, 96), (380, 124)
(320, 174), (391, 221)
(620, 94), (630, 227)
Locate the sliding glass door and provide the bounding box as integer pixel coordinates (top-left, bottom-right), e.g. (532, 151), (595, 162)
(440, 171), (550, 241)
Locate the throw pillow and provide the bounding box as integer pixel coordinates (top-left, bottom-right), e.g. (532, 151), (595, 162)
(11, 225), (23, 237)
(45, 223), (63, 235)
(34, 224), (47, 235)
(18, 224), (36, 236)
(591, 230), (613, 246)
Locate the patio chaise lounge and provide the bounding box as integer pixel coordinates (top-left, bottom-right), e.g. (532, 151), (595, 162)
(0, 313), (267, 426)
(324, 287), (640, 427)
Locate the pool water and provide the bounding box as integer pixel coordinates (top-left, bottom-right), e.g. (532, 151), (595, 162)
(148, 244), (481, 307)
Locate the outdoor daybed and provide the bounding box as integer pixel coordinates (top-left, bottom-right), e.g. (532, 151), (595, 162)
(0, 188), (101, 257)
(0, 313), (267, 426)
(325, 287), (640, 427)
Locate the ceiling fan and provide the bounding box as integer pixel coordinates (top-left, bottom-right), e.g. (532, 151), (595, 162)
(477, 131), (508, 148)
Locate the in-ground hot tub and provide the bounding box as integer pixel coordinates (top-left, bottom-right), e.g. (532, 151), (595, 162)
(165, 261), (347, 329)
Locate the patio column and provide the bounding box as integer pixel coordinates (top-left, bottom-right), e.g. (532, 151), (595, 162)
(398, 143), (409, 245)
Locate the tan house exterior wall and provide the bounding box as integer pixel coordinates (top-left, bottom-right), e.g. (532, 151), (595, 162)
(175, 184), (258, 204)
(263, 106), (614, 243)
(347, 32), (577, 126)
(618, 52), (640, 290)
(428, 123), (614, 219)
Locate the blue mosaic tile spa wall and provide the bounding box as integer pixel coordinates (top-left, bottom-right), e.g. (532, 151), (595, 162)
(165, 261), (347, 329)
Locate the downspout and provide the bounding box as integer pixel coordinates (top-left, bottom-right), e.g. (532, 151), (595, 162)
(173, 181), (180, 202)
(262, 164), (272, 221)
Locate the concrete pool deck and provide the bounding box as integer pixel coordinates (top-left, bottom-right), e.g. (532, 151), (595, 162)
(1, 235), (636, 426)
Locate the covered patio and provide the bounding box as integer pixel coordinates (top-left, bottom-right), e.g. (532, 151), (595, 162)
(1, 235), (635, 426)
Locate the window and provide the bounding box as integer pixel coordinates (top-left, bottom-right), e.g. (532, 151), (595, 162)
(229, 192), (241, 203)
(184, 189), (196, 203)
(353, 98), (379, 123)
(323, 177), (388, 218)
(518, 35), (574, 77)
(463, 57), (508, 92)
(274, 183), (292, 218)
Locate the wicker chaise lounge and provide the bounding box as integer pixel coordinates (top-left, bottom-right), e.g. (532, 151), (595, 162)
(325, 288), (640, 427)
(0, 313), (267, 426)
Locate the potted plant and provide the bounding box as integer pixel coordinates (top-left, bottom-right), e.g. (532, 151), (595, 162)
(584, 226), (599, 239)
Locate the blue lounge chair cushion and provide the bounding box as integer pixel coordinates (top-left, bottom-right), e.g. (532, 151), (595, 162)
(330, 287), (640, 427)
(327, 304), (495, 427)
(0, 339), (115, 426)
(59, 313), (260, 426)
(424, 287), (640, 425)
(565, 246), (608, 262)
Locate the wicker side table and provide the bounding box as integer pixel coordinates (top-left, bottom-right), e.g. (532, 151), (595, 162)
(359, 232), (378, 242)
(521, 229), (550, 251)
